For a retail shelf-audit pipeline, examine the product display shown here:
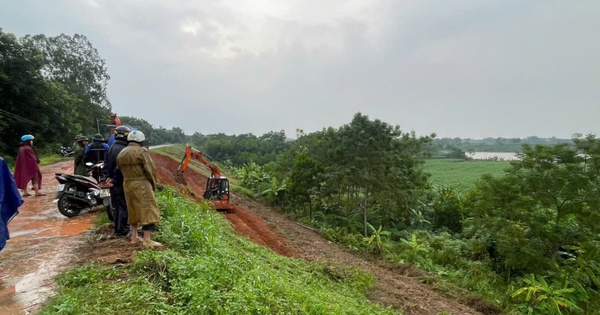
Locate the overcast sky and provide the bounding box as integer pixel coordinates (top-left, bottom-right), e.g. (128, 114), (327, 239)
(1, 0), (599, 139)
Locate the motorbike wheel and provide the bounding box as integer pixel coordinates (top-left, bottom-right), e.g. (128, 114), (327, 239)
(57, 193), (82, 217)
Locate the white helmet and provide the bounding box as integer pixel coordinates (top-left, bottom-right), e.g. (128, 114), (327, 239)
(127, 130), (145, 143)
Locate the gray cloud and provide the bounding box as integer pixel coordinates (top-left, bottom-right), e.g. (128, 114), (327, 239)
(1, 0), (598, 138)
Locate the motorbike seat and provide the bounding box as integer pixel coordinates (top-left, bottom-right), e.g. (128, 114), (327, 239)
(71, 174), (99, 184)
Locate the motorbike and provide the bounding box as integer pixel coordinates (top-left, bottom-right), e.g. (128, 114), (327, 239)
(53, 161), (113, 218)
(60, 146), (75, 157)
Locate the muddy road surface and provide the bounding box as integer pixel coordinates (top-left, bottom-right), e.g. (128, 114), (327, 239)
(0, 161), (96, 315)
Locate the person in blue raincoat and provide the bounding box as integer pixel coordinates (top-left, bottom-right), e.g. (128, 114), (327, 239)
(84, 133), (109, 164)
(0, 157), (24, 252)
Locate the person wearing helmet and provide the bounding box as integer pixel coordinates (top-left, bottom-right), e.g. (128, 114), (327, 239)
(116, 130), (161, 247)
(73, 136), (90, 176)
(13, 135), (45, 197)
(103, 125), (131, 236)
(107, 124), (129, 147)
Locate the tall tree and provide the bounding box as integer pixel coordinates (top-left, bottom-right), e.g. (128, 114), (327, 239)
(465, 135), (600, 275)
(0, 29), (45, 155)
(24, 33), (111, 135)
(284, 113), (434, 235)
(0, 29), (81, 156)
(288, 152), (323, 219)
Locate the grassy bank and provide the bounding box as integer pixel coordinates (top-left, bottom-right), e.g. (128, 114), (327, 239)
(40, 187), (399, 315)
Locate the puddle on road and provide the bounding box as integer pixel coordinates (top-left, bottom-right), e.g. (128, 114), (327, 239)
(0, 160), (97, 314)
(8, 228), (53, 239)
(16, 240), (82, 310)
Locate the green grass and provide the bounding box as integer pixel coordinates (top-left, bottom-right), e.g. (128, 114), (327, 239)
(40, 155), (72, 166)
(150, 143), (187, 159)
(151, 144), (212, 178)
(424, 159), (511, 193)
(40, 187), (400, 315)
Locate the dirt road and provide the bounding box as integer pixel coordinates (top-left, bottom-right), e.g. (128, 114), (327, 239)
(0, 161), (96, 315)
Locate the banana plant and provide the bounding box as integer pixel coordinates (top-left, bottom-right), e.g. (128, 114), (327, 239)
(235, 162), (270, 187)
(364, 223), (391, 255)
(260, 177), (287, 205)
(511, 274), (583, 315)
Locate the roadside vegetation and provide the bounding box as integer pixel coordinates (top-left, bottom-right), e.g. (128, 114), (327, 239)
(197, 118), (600, 315)
(41, 188), (398, 315)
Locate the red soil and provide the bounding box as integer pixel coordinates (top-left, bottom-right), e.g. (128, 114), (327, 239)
(150, 152), (298, 257)
(149, 152), (496, 315)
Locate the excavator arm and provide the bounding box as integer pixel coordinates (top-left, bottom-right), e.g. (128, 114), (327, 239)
(177, 145), (222, 178)
(176, 145), (233, 211)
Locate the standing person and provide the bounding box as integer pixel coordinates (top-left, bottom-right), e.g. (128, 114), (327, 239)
(109, 113), (122, 126)
(73, 136), (89, 176)
(103, 126), (131, 237)
(116, 130), (161, 247)
(84, 133), (109, 163)
(13, 135), (45, 197)
(72, 134), (84, 152)
(85, 133), (109, 181)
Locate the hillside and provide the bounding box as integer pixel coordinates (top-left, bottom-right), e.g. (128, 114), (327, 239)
(146, 152), (493, 315)
(0, 151), (497, 315)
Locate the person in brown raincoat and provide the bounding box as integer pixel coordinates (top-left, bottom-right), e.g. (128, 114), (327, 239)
(116, 130), (161, 247)
(14, 134), (45, 197)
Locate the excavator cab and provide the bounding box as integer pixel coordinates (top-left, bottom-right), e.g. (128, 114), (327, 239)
(204, 177), (230, 202)
(177, 145), (234, 211)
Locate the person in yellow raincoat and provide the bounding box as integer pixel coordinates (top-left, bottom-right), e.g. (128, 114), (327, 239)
(116, 130), (161, 247)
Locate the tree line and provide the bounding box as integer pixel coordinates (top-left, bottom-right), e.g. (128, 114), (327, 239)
(194, 115), (600, 313)
(432, 136), (573, 159)
(0, 29), (185, 164)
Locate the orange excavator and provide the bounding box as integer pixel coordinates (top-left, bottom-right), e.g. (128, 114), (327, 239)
(176, 145), (234, 211)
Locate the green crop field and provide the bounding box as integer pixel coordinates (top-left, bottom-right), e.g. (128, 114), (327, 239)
(424, 159), (512, 193)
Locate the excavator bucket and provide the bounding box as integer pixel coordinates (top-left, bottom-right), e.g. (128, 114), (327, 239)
(174, 147), (191, 185)
(174, 171), (187, 185)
